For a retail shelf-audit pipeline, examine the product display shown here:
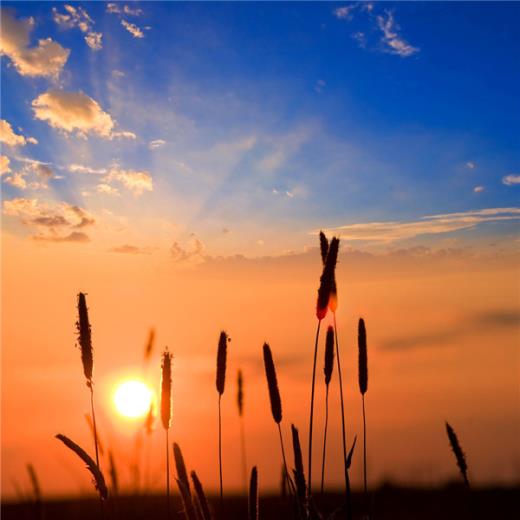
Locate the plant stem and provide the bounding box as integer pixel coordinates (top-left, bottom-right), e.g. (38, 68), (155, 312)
(277, 423), (293, 495)
(218, 394), (223, 504)
(320, 385), (330, 494)
(308, 319), (322, 495)
(362, 394), (368, 510)
(166, 429), (170, 519)
(333, 312), (352, 519)
(240, 416), (247, 494)
(89, 385), (100, 468)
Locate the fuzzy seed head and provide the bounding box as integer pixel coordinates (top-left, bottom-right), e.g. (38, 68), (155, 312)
(216, 331), (228, 395)
(76, 292), (93, 385)
(263, 343), (282, 424)
(358, 318), (368, 395)
(161, 350), (172, 430)
(324, 326), (335, 385)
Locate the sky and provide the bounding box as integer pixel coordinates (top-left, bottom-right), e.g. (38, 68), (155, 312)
(1, 1), (519, 500)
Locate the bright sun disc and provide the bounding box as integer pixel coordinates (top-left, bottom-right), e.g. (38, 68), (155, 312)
(114, 380), (153, 418)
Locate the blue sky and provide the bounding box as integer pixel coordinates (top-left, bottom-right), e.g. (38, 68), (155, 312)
(1, 1), (519, 257)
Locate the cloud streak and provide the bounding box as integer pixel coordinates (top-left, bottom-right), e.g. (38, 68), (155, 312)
(319, 208), (520, 242)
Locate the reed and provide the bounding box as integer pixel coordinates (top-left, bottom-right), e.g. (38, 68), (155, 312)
(445, 422), (470, 488)
(161, 349), (173, 516)
(191, 471), (212, 520)
(320, 326), (335, 493)
(309, 236), (339, 495)
(173, 443), (197, 520)
(76, 293), (100, 469)
(55, 434), (108, 500)
(215, 330), (228, 503)
(263, 343), (291, 494)
(248, 466), (258, 520)
(237, 369), (248, 492)
(358, 317), (369, 506)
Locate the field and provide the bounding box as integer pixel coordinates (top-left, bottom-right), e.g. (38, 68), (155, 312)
(2, 486), (519, 519)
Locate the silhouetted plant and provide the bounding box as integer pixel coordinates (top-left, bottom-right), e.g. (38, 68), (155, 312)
(173, 443), (197, 520)
(248, 466), (258, 520)
(358, 317), (369, 507)
(309, 236), (339, 496)
(320, 326), (335, 494)
(446, 422), (470, 487)
(191, 471), (212, 520)
(160, 349), (172, 515)
(76, 293), (100, 469)
(237, 369), (248, 492)
(55, 434), (107, 500)
(263, 343), (292, 494)
(215, 331), (229, 502)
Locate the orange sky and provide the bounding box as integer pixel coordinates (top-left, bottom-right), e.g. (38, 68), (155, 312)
(2, 232), (519, 499)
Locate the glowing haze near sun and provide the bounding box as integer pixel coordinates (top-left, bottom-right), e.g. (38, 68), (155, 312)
(113, 380), (154, 419)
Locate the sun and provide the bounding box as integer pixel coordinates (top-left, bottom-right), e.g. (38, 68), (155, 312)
(113, 380), (154, 419)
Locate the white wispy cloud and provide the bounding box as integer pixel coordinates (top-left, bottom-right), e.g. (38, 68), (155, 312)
(85, 32), (102, 51)
(31, 90), (135, 140)
(318, 208), (520, 242)
(377, 11), (419, 57)
(333, 5), (356, 20)
(149, 139), (166, 150)
(105, 166), (153, 196)
(502, 174), (520, 186)
(0, 9), (70, 77)
(465, 161), (476, 170)
(473, 186), (484, 193)
(68, 164), (107, 175)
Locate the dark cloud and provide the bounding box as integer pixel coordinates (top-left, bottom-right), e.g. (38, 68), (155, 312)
(30, 215), (69, 227)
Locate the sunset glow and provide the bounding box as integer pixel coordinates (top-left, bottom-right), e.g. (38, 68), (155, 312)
(113, 380), (154, 419)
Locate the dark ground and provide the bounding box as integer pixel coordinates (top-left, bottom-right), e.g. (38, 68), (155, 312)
(2, 484), (519, 519)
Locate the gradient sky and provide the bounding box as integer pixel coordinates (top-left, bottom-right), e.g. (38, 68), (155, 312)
(1, 1), (519, 500)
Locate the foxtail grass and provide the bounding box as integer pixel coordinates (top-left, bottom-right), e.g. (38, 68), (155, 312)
(237, 369), (248, 492)
(76, 293), (100, 470)
(445, 422), (470, 487)
(216, 331), (228, 503)
(248, 466), (258, 520)
(358, 318), (368, 506)
(173, 443), (197, 520)
(309, 236), (339, 495)
(191, 471), (212, 520)
(27, 463), (43, 520)
(161, 349), (173, 516)
(320, 326), (335, 493)
(55, 434), (108, 500)
(263, 343), (292, 494)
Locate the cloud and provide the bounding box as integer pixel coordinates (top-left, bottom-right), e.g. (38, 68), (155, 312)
(149, 139), (166, 150)
(314, 79), (326, 94)
(171, 237), (205, 263)
(502, 174), (520, 186)
(3, 197), (94, 242)
(106, 3), (121, 14)
(33, 231), (90, 243)
(1, 9), (70, 77)
(473, 186), (484, 193)
(121, 20), (144, 38)
(0, 119), (36, 147)
(68, 163), (107, 175)
(352, 31), (367, 49)
(96, 183), (120, 196)
(105, 167), (153, 196)
(465, 161), (476, 170)
(320, 208), (520, 242)
(380, 308), (520, 351)
(85, 32), (102, 51)
(333, 5), (356, 20)
(123, 5), (143, 16)
(377, 11), (419, 57)
(0, 155), (11, 175)
(109, 244), (152, 254)
(32, 90), (134, 139)
(3, 172), (27, 189)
